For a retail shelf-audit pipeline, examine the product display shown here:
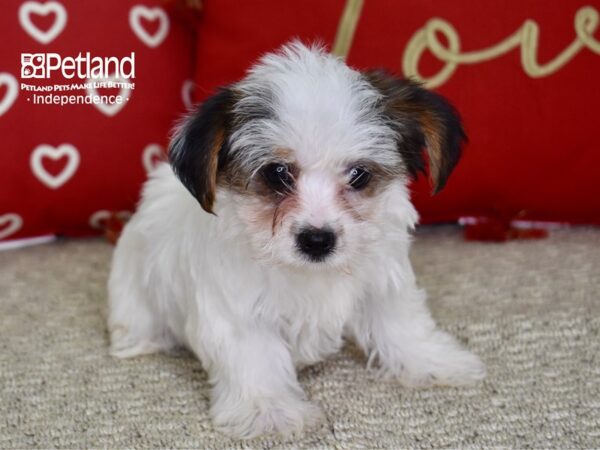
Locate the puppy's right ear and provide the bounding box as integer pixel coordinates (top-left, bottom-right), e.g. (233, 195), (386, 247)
(169, 88), (235, 214)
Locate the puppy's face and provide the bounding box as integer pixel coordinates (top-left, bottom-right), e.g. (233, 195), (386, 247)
(170, 43), (465, 269)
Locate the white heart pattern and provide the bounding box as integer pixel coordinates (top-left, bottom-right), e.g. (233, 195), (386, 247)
(89, 210), (132, 230)
(0, 214), (23, 241)
(0, 73), (18, 117)
(30, 143), (80, 189)
(142, 144), (166, 174)
(181, 80), (195, 110)
(86, 74), (132, 117)
(19, 1), (67, 44)
(129, 6), (170, 48)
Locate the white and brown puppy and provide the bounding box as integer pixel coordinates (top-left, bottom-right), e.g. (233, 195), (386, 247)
(108, 42), (485, 439)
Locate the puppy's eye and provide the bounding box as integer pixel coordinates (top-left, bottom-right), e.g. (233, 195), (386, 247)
(348, 166), (371, 190)
(261, 163), (294, 192)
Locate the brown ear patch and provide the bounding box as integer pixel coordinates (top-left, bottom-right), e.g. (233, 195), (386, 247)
(418, 111), (445, 191)
(169, 88), (235, 214)
(200, 128), (225, 212)
(365, 70), (466, 193)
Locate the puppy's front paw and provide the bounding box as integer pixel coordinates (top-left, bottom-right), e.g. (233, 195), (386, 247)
(211, 392), (324, 439)
(400, 346), (485, 388)
(375, 331), (486, 388)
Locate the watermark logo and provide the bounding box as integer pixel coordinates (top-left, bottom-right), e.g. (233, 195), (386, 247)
(20, 52), (136, 111)
(21, 52), (135, 80)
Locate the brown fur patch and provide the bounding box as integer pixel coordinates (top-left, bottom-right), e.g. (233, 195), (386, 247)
(384, 92), (447, 191)
(202, 128), (225, 211)
(417, 112), (445, 188)
(364, 70), (464, 193)
(272, 195), (299, 235)
(217, 157), (301, 236)
(349, 160), (399, 198)
(217, 159), (250, 196)
(273, 147), (295, 160)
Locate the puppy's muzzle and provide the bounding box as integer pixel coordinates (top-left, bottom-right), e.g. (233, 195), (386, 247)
(296, 227), (336, 261)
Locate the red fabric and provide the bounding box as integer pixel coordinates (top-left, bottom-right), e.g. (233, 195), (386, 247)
(462, 217), (549, 242)
(0, 1), (193, 243)
(193, 0), (600, 225)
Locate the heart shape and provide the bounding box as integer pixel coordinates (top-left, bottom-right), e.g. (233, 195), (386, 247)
(19, 1), (67, 45)
(0, 73), (18, 117)
(0, 214), (23, 241)
(142, 144), (166, 174)
(30, 143), (80, 189)
(181, 80), (195, 110)
(89, 210), (132, 230)
(129, 6), (170, 48)
(86, 74), (132, 117)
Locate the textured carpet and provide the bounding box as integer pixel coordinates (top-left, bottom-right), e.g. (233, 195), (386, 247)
(1, 226), (599, 449)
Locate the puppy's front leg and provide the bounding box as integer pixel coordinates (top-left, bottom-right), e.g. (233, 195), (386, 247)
(185, 311), (322, 439)
(351, 265), (485, 387)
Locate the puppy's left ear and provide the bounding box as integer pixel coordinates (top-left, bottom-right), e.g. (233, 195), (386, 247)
(365, 71), (467, 193)
(169, 87), (235, 213)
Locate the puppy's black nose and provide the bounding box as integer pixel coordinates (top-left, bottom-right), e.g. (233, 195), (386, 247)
(296, 227), (336, 261)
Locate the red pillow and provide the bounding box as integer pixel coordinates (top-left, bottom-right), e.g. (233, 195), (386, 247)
(192, 0), (600, 225)
(0, 0), (194, 246)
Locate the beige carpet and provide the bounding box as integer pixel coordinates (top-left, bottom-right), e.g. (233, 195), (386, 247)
(1, 226), (599, 448)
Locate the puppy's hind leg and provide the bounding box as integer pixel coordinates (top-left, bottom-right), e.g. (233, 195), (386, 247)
(107, 230), (174, 359)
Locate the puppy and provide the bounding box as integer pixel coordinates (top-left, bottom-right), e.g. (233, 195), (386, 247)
(108, 42), (485, 439)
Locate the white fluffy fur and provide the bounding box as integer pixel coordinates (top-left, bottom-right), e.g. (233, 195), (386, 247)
(108, 43), (485, 439)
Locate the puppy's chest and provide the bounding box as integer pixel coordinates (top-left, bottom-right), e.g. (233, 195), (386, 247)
(267, 277), (358, 366)
(281, 315), (345, 367)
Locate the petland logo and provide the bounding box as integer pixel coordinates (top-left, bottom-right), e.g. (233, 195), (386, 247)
(21, 52), (135, 79)
(20, 52), (136, 109)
